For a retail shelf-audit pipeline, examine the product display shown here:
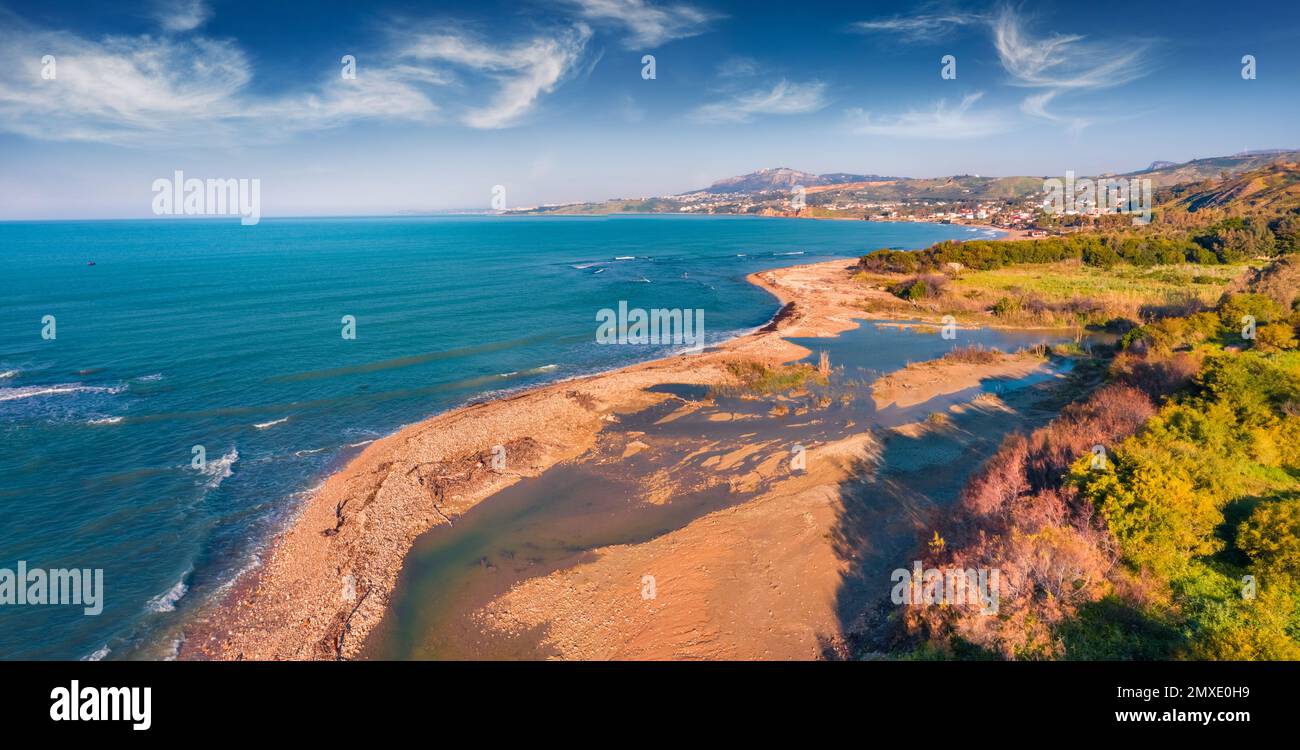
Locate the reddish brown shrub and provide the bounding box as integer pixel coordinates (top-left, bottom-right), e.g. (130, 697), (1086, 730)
(1110, 351), (1203, 397)
(902, 383), (1154, 658)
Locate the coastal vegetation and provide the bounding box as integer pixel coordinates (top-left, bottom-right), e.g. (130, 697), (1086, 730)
(852, 165), (1300, 331)
(859, 260), (1250, 329)
(857, 168), (1300, 660)
(939, 344), (1013, 366)
(886, 253), (1300, 660)
(718, 359), (829, 396)
(861, 163), (1299, 277)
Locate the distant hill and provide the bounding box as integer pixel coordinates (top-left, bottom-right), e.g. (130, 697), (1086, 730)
(1163, 161), (1300, 215)
(510, 150), (1300, 218)
(817, 172), (894, 185)
(836, 174), (1045, 202)
(1123, 149), (1300, 186)
(1232, 149), (1296, 158)
(692, 167), (895, 194)
(688, 168), (1047, 202)
(685, 151), (1300, 202)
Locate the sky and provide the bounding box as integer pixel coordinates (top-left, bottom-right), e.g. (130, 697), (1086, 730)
(1, 0), (1298, 219)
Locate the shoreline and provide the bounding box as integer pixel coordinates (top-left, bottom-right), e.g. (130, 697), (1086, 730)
(179, 229), (1025, 660)
(505, 209), (1028, 241)
(179, 258), (867, 659)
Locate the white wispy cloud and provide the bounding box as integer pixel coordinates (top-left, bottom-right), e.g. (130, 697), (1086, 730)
(1018, 90), (1088, 134)
(690, 79), (827, 123)
(852, 5), (1155, 132)
(242, 67), (447, 130)
(400, 25), (592, 129)
(851, 13), (981, 43)
(846, 91), (1009, 139)
(0, 7), (594, 144)
(0, 18), (442, 145)
(0, 18), (250, 145)
(567, 0), (721, 48)
(991, 7), (1151, 90)
(715, 56), (758, 78)
(990, 6), (1152, 130)
(155, 0), (212, 33)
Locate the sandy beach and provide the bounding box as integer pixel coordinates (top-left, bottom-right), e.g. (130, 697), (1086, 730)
(180, 253), (1054, 661)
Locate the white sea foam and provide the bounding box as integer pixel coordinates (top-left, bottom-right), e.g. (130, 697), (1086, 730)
(254, 417), (289, 430)
(211, 555), (263, 600)
(87, 416), (123, 425)
(82, 645), (111, 661)
(202, 447), (239, 488)
(614, 255), (635, 260)
(0, 369), (18, 380)
(146, 576), (189, 613)
(500, 363), (560, 378)
(0, 383), (121, 402)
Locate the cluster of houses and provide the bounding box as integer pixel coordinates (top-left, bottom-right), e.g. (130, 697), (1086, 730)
(601, 187), (1059, 235)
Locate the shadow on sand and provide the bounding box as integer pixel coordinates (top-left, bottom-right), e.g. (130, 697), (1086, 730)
(825, 375), (1063, 658)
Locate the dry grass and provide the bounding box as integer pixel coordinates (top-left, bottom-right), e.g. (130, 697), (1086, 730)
(717, 360), (828, 396)
(855, 260), (1254, 328)
(940, 344), (1008, 365)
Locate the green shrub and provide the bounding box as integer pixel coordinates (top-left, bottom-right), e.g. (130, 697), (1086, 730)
(991, 296), (1021, 318)
(1237, 496), (1300, 580)
(1219, 293), (1283, 329)
(1254, 322), (1299, 352)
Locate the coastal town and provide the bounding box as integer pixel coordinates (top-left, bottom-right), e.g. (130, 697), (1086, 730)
(510, 165), (1209, 235)
(664, 185), (1044, 230)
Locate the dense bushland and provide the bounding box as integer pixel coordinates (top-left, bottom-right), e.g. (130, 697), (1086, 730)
(895, 261), (1300, 660)
(861, 212), (1299, 276)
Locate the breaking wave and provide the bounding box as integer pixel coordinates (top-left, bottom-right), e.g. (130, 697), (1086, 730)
(146, 576), (190, 613)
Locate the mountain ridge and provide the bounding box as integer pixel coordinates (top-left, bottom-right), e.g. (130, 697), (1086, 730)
(694, 150), (1300, 199)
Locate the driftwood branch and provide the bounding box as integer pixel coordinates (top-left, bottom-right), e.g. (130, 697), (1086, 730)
(334, 587), (371, 661)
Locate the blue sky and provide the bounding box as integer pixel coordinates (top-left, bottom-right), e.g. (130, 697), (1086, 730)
(1, 0), (1298, 219)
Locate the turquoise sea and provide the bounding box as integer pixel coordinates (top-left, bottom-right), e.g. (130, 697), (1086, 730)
(0, 214), (988, 659)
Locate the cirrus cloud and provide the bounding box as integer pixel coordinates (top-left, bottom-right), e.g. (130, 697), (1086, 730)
(689, 79), (828, 124)
(852, 4), (1157, 133)
(155, 0), (212, 33)
(399, 24), (592, 129)
(846, 91), (1010, 139)
(0, 7), (594, 145)
(566, 0), (721, 48)
(851, 12), (981, 43)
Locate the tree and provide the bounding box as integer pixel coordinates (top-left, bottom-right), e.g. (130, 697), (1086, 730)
(1270, 214), (1300, 255)
(1237, 496), (1300, 581)
(1254, 322), (1298, 352)
(1219, 293), (1283, 329)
